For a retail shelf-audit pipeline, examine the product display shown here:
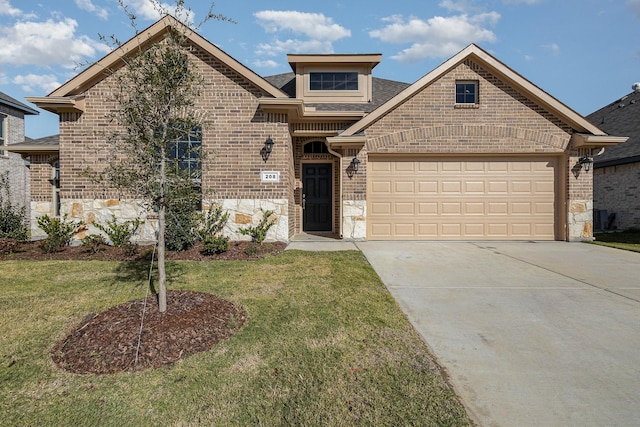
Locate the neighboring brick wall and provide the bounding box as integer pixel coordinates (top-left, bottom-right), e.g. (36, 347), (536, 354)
(594, 162), (640, 230)
(0, 106), (30, 215)
(55, 44), (293, 239)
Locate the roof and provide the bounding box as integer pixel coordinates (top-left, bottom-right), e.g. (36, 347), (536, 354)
(263, 73), (411, 113)
(339, 44), (609, 138)
(587, 89), (640, 167)
(0, 91), (39, 115)
(5, 134), (59, 154)
(28, 15), (287, 113)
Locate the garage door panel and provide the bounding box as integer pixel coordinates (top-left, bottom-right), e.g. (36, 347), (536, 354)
(368, 157), (557, 240)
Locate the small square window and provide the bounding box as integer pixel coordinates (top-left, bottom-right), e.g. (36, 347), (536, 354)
(456, 81), (478, 104)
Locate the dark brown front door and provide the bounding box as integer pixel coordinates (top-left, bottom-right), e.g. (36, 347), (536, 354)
(303, 163), (332, 232)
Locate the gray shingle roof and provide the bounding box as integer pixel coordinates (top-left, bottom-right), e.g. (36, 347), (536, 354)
(0, 91), (39, 115)
(587, 89), (640, 166)
(10, 134), (59, 147)
(263, 73), (411, 114)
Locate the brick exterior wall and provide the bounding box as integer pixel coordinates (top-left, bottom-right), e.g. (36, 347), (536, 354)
(53, 43), (293, 241)
(594, 163), (640, 231)
(0, 105), (30, 217)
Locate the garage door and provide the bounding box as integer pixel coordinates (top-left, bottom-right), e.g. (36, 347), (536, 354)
(367, 157), (557, 240)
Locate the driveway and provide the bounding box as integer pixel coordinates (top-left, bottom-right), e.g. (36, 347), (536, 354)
(357, 241), (640, 427)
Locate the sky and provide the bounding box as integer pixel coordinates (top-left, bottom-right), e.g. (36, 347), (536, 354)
(1, 0), (639, 138)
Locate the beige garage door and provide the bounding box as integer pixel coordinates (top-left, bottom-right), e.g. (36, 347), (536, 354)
(367, 157), (557, 240)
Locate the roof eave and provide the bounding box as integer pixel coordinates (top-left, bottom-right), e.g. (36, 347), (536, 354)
(571, 133), (629, 148)
(25, 96), (85, 114)
(5, 144), (60, 154)
(259, 98), (365, 122)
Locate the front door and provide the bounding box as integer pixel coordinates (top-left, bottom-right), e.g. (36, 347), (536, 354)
(303, 163), (332, 232)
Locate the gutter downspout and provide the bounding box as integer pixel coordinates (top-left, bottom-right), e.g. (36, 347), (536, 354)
(326, 144), (343, 239)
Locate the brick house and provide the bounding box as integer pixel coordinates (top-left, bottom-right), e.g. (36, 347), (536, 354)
(20, 16), (625, 243)
(0, 92), (38, 222)
(587, 87), (640, 231)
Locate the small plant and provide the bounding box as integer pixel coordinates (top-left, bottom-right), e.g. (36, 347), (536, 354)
(244, 241), (259, 257)
(239, 209), (277, 244)
(0, 172), (28, 240)
(201, 234), (230, 255)
(37, 214), (84, 253)
(194, 204), (229, 241)
(94, 214), (143, 247)
(81, 234), (108, 254)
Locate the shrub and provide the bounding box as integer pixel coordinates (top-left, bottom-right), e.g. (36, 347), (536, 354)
(194, 205), (229, 242)
(37, 214), (83, 253)
(239, 209), (277, 244)
(201, 235), (230, 255)
(165, 189), (200, 251)
(0, 172), (28, 240)
(94, 214), (143, 247)
(81, 234), (107, 254)
(244, 241), (259, 257)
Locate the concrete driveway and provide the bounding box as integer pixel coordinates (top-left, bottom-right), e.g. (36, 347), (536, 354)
(357, 241), (640, 427)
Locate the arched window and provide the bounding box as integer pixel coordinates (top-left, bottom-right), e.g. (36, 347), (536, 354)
(303, 141), (329, 154)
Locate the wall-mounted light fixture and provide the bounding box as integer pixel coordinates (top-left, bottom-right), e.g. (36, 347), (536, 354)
(350, 156), (360, 173)
(578, 156), (593, 172)
(261, 136), (274, 162)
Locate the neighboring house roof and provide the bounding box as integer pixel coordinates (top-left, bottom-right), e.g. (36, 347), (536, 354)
(28, 15), (288, 113)
(340, 44), (608, 138)
(264, 73), (411, 113)
(587, 89), (640, 168)
(0, 91), (39, 115)
(5, 134), (59, 154)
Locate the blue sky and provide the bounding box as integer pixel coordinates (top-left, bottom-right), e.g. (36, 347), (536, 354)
(1, 0), (639, 138)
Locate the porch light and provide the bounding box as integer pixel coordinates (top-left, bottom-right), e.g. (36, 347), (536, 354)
(261, 137), (274, 162)
(578, 156), (593, 172)
(351, 156), (360, 173)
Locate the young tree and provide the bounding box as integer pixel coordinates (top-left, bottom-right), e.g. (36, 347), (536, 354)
(101, 1), (230, 312)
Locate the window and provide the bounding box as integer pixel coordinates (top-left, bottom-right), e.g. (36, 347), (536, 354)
(310, 72), (358, 91)
(0, 115), (5, 156)
(456, 81), (478, 104)
(303, 141), (329, 154)
(167, 125), (202, 181)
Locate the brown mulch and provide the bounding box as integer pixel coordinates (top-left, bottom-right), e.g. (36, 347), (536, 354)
(0, 239), (286, 261)
(51, 290), (247, 374)
(1, 238), (283, 374)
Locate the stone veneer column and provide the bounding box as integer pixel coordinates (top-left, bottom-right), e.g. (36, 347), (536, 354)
(342, 200), (366, 240)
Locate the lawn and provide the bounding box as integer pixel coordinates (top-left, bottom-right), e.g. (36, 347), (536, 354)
(592, 230), (640, 253)
(0, 250), (470, 426)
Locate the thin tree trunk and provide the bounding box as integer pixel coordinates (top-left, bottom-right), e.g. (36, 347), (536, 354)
(157, 155), (167, 313)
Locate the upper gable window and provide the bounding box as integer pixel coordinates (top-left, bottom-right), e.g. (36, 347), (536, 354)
(310, 72), (358, 91)
(455, 81), (478, 104)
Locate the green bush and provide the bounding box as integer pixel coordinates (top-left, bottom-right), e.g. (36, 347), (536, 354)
(239, 209), (277, 244)
(37, 214), (83, 253)
(81, 234), (107, 254)
(194, 205), (229, 241)
(165, 187), (201, 251)
(0, 172), (28, 240)
(244, 241), (259, 256)
(201, 235), (230, 255)
(94, 214), (143, 247)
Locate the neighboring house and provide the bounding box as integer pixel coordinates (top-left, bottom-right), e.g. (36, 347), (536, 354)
(0, 91), (38, 223)
(20, 16), (625, 243)
(587, 87), (640, 231)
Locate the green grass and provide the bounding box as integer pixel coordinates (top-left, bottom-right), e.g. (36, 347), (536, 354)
(592, 230), (640, 253)
(0, 251), (470, 426)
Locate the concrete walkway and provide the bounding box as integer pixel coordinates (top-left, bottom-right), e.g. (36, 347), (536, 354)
(358, 241), (640, 427)
(285, 233), (359, 251)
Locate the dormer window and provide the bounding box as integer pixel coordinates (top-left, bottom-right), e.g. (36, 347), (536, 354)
(310, 72), (358, 91)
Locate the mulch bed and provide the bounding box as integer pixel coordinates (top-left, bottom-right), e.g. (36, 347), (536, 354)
(1, 238), (284, 374)
(51, 290), (247, 374)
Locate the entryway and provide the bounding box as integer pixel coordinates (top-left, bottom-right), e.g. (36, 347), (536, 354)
(302, 163), (332, 232)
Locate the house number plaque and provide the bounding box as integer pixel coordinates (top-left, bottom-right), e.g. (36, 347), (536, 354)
(261, 171), (280, 182)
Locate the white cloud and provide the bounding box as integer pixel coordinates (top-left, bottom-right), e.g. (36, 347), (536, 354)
(502, 0), (544, 3)
(12, 73), (60, 93)
(75, 0), (109, 20)
(0, 0), (22, 17)
(439, 0), (483, 13)
(369, 13), (500, 62)
(525, 54), (534, 61)
(628, 0), (640, 19)
(253, 59), (279, 69)
(542, 42), (560, 55)
(254, 10), (350, 55)
(0, 18), (111, 68)
(127, 0), (190, 21)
